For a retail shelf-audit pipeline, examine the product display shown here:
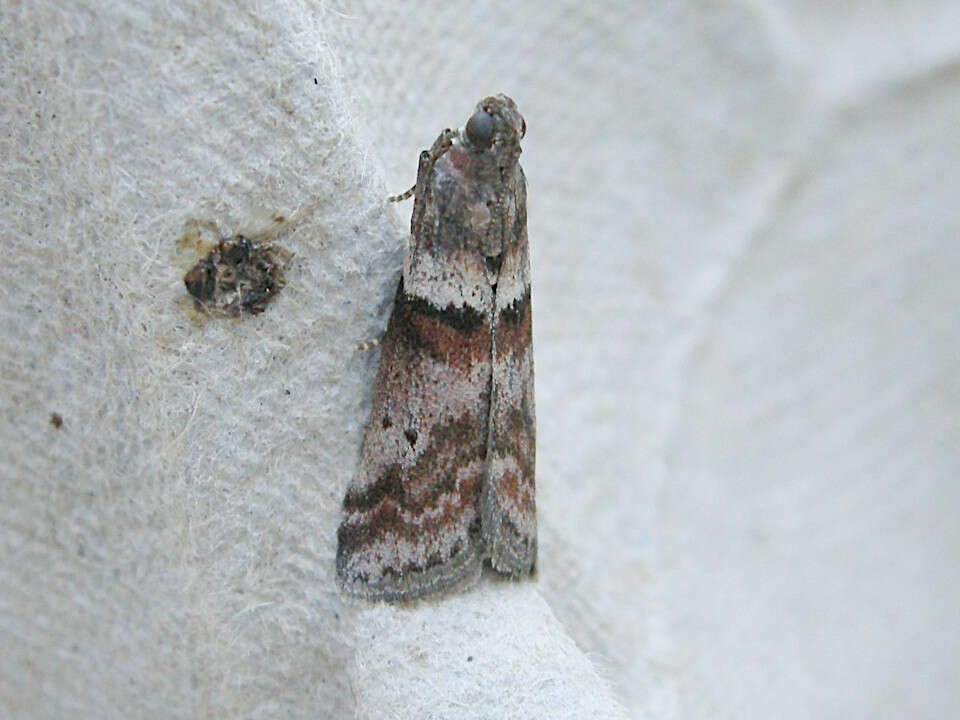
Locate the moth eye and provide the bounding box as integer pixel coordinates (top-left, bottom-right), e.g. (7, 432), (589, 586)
(465, 110), (494, 149)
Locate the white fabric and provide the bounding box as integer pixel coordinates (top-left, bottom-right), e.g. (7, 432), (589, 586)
(2, 1), (958, 718)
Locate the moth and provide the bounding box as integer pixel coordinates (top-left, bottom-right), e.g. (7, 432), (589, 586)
(336, 95), (536, 601)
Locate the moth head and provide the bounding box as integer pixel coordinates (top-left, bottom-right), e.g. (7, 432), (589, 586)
(464, 95), (525, 160)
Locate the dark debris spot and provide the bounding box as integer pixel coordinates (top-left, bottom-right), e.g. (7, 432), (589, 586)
(183, 234), (290, 318)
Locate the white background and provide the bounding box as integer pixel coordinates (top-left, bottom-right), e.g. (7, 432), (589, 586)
(2, 1), (958, 717)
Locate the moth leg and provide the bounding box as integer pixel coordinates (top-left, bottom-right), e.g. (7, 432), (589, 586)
(354, 336), (381, 352)
(387, 129), (457, 203)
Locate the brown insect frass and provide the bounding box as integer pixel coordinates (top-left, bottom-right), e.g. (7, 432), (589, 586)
(336, 95), (536, 601)
(183, 234), (288, 317)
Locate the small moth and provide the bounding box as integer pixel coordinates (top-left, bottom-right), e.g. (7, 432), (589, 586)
(336, 95), (536, 601)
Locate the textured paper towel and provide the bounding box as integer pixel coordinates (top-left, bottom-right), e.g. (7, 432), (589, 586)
(2, 1), (959, 718)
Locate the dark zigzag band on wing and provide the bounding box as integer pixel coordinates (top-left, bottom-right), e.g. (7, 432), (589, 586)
(340, 414), (485, 522)
(386, 279), (488, 359)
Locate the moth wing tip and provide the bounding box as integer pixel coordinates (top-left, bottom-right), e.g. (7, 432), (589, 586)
(334, 546), (484, 602)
